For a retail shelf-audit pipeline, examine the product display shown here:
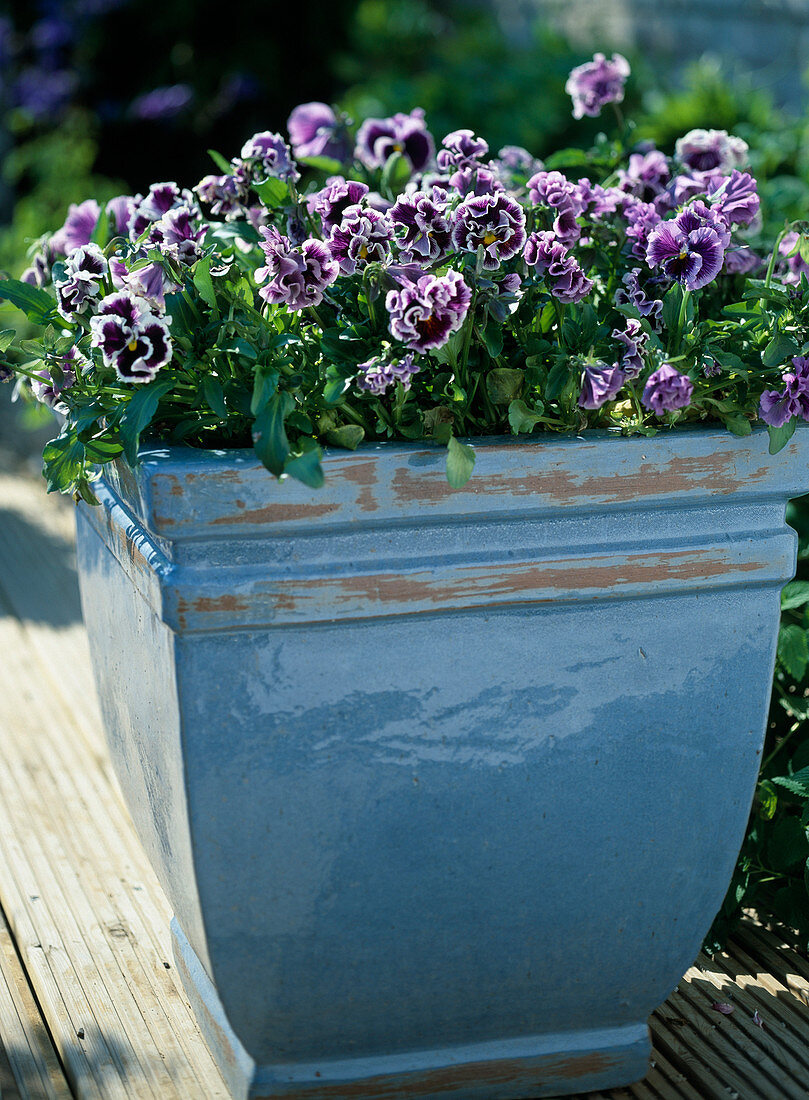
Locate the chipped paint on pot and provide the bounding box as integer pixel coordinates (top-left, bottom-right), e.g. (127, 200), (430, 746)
(75, 425), (809, 1099)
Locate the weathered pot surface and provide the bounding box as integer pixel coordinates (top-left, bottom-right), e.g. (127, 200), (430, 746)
(76, 424), (808, 1099)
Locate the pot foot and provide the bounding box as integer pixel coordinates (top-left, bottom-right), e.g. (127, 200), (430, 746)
(171, 919), (651, 1100)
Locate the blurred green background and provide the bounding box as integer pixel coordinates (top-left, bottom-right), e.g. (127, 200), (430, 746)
(2, 0), (809, 946)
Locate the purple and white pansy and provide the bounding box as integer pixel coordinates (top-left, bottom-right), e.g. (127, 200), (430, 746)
(89, 292), (172, 383)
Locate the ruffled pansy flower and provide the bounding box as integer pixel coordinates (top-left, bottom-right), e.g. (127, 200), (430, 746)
(309, 179), (370, 233)
(451, 192), (526, 270)
(612, 319), (648, 378)
(256, 227), (339, 310)
(148, 204), (205, 266)
(390, 188), (452, 264)
(30, 346), (85, 409)
(239, 131), (299, 183)
(675, 129), (748, 174)
(645, 207), (725, 291)
(759, 357), (809, 427)
(386, 270), (471, 352)
(642, 363), (694, 413)
(328, 205), (394, 275)
(50, 199), (101, 257)
(578, 361), (626, 409)
(54, 243), (107, 319)
(90, 292), (172, 383)
(357, 352), (420, 395)
(778, 232), (809, 285)
(524, 231), (593, 304)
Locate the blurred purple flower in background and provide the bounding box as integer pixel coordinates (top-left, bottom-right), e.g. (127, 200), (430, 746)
(50, 199), (101, 256)
(287, 102), (350, 162)
(675, 129), (748, 173)
(130, 84), (193, 121)
(356, 109), (434, 172)
(565, 52), (630, 119)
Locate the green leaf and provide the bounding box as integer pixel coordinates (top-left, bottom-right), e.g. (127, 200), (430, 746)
(661, 283), (685, 331)
(250, 369), (280, 416)
(781, 581), (809, 610)
(543, 147), (592, 170)
(767, 816), (809, 872)
(202, 376), (229, 419)
(297, 155), (343, 174)
(480, 319), (504, 359)
(722, 413), (752, 437)
(381, 151), (412, 198)
(758, 779), (778, 821)
(445, 435), (475, 489)
(777, 622), (809, 680)
(0, 329), (15, 352)
(712, 349), (748, 373)
(768, 418), (797, 454)
(773, 767), (809, 798)
(192, 257), (218, 312)
(762, 333), (800, 367)
(252, 391), (294, 476)
(485, 368), (523, 405)
(254, 177), (291, 209)
(284, 447), (325, 489)
(508, 398), (543, 434)
(0, 279), (55, 324)
(325, 424), (365, 450)
(42, 433), (86, 493)
(208, 148), (233, 174)
(119, 379), (174, 466)
(546, 359), (571, 402)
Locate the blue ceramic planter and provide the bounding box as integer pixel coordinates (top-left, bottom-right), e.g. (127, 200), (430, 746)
(76, 424), (808, 1100)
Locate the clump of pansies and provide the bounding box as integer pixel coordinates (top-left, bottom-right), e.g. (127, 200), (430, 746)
(2, 54), (808, 500)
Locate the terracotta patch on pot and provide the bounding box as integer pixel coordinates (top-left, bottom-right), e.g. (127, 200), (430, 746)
(208, 501), (342, 526)
(391, 451), (766, 508)
(333, 460), (381, 513)
(257, 1049), (615, 1098)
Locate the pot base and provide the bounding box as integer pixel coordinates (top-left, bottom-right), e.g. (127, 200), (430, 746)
(172, 920), (651, 1100)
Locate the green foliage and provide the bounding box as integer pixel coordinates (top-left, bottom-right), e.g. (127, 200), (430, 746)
(709, 515), (809, 951)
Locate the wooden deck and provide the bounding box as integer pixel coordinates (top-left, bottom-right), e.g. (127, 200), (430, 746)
(1, 457), (809, 1100)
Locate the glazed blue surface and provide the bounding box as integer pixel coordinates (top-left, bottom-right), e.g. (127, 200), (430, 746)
(75, 426), (809, 1099)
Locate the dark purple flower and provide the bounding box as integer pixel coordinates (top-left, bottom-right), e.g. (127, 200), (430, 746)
(436, 130), (489, 171)
(357, 352), (420, 395)
(707, 170), (760, 227)
(148, 205), (205, 266)
(30, 346), (83, 408)
(386, 269), (471, 352)
(390, 188), (452, 264)
(675, 129), (748, 174)
(448, 165), (504, 197)
(356, 109), (434, 173)
(579, 361), (626, 409)
(90, 292), (172, 383)
(309, 179), (370, 232)
(55, 244), (107, 319)
(130, 84), (193, 121)
(778, 232), (809, 285)
(451, 192), (526, 270)
(129, 183), (190, 239)
(256, 228), (339, 310)
(618, 150), (670, 202)
(724, 246), (761, 274)
(586, 184), (625, 220)
(622, 198), (662, 260)
(239, 131), (299, 183)
(528, 170), (587, 245)
(50, 200), (101, 257)
(110, 258), (177, 310)
(287, 101), (350, 162)
(642, 363), (694, 413)
(106, 195), (136, 237)
(674, 200), (731, 249)
(524, 232), (593, 304)
(646, 212), (725, 291)
(195, 173), (248, 219)
(612, 319), (648, 378)
(614, 268), (663, 321)
(328, 205), (393, 275)
(565, 53), (630, 119)
(759, 357), (809, 426)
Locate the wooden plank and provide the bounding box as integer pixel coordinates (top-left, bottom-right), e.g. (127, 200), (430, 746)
(736, 922), (809, 1007)
(0, 907), (72, 1100)
(0, 609), (230, 1099)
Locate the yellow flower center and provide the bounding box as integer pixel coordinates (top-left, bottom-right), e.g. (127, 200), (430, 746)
(483, 232), (498, 245)
(360, 245), (368, 259)
(679, 249), (689, 260)
(127, 339), (138, 352)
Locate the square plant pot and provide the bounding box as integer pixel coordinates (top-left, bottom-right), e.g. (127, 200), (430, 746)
(76, 424), (808, 1099)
